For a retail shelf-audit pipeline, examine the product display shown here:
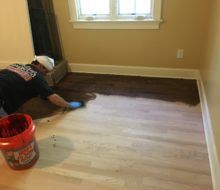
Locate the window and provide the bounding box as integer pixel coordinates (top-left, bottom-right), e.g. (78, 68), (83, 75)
(68, 0), (162, 29)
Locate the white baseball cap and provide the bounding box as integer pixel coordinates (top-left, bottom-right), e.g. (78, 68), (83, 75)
(34, 55), (55, 71)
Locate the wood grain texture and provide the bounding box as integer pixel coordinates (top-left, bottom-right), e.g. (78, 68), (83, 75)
(0, 94), (213, 190)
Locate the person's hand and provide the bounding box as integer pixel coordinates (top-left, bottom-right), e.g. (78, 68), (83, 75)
(68, 101), (85, 109)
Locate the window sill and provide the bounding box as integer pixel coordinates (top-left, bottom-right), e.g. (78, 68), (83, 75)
(69, 19), (162, 29)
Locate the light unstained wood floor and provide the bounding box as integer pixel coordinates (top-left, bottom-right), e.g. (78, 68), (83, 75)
(0, 94), (213, 190)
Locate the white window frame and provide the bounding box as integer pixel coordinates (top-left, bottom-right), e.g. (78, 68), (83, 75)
(68, 0), (162, 29)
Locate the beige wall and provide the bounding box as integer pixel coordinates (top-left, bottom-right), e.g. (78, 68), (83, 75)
(0, 0), (34, 67)
(0, 0), (209, 69)
(53, 0), (210, 69)
(201, 0), (220, 161)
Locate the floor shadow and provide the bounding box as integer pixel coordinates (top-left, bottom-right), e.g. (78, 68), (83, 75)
(34, 136), (74, 168)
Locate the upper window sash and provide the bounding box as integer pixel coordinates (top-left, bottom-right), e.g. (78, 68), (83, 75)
(68, 0), (162, 29)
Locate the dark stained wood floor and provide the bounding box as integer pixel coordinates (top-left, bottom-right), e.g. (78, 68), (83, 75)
(18, 73), (200, 119)
(55, 73), (200, 105)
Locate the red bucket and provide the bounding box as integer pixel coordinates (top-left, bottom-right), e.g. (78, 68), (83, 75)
(0, 113), (39, 170)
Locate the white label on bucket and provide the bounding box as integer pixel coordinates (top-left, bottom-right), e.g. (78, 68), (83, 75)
(4, 141), (37, 167)
(14, 142), (36, 165)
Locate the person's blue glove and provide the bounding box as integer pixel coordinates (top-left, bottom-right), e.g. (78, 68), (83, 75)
(68, 101), (85, 109)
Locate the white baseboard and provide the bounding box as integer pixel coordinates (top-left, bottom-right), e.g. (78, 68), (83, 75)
(197, 75), (220, 190)
(69, 63), (200, 79)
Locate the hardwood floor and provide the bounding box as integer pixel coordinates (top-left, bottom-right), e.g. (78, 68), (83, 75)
(0, 93), (213, 190)
(17, 73), (200, 119)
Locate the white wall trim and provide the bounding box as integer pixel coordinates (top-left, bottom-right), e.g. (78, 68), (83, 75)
(68, 0), (162, 29)
(197, 74), (220, 190)
(69, 63), (200, 79)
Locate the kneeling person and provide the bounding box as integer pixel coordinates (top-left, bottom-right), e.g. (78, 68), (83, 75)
(0, 55), (84, 117)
